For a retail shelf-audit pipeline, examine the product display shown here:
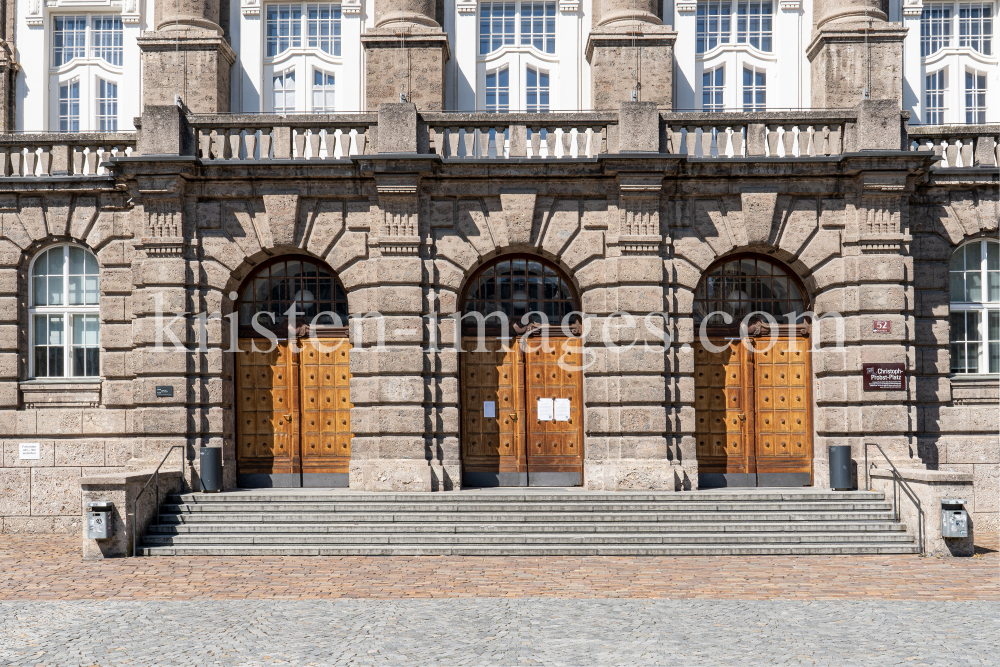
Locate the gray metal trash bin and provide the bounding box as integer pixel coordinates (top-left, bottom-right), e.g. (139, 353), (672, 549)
(200, 447), (223, 492)
(829, 445), (852, 490)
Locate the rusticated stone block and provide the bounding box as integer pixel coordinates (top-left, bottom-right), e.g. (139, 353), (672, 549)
(30, 467), (81, 515)
(0, 469), (30, 514)
(54, 440), (105, 467)
(584, 459), (677, 491)
(3, 440), (55, 466)
(3, 516), (81, 533)
(349, 459), (432, 491)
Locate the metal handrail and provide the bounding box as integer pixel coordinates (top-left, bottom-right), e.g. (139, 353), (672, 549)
(864, 442), (925, 556)
(130, 445), (183, 558)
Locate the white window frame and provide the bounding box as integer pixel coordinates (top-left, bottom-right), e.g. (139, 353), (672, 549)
(950, 239), (1000, 374)
(921, 3), (954, 56)
(702, 65), (725, 111)
(696, 0), (773, 55)
(741, 66), (765, 111)
(964, 67), (988, 122)
(28, 244), (101, 380)
(959, 2), (993, 54)
(263, 2), (344, 113)
(485, 66), (510, 112)
(525, 65), (549, 112)
(925, 68), (948, 123)
(311, 67), (336, 112)
(48, 13), (123, 133)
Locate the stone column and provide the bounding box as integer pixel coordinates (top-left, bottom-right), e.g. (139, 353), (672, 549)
(807, 0), (906, 108)
(361, 0), (450, 111)
(586, 0), (677, 109)
(137, 0), (236, 113)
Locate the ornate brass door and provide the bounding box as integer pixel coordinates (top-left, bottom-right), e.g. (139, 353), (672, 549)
(235, 336), (352, 487)
(523, 337), (584, 486)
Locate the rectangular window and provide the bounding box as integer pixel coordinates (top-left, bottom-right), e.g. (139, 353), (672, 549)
(742, 67), (765, 111)
(33, 314), (65, 378)
(96, 79), (118, 132)
(274, 69), (296, 113)
(703, 67), (724, 111)
(91, 15), (124, 66)
(71, 313), (100, 377)
(925, 69), (946, 124)
(736, 1), (772, 51)
(697, 2), (731, 54)
(312, 70), (335, 112)
(951, 310), (983, 372)
(525, 67), (549, 112)
(480, 2), (515, 54)
(521, 1), (556, 54)
(486, 68), (510, 112)
(921, 4), (952, 56)
(59, 80), (80, 133)
(307, 4), (341, 55)
(959, 2), (993, 54)
(53, 16), (87, 67)
(965, 70), (987, 123)
(990, 309), (1000, 373)
(266, 4), (303, 57)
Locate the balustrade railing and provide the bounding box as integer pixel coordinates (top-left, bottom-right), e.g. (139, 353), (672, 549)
(421, 113), (617, 159)
(908, 125), (1000, 168)
(660, 112), (853, 158)
(0, 133), (135, 177)
(187, 114), (376, 161)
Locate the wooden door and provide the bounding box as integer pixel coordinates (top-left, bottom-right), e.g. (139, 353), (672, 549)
(694, 340), (752, 487)
(235, 339), (300, 487)
(298, 336), (353, 487)
(460, 337), (526, 486)
(752, 337), (812, 486)
(523, 336), (584, 486)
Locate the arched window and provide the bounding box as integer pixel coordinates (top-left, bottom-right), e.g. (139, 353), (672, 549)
(237, 256), (348, 334)
(694, 255), (807, 328)
(463, 256), (577, 330)
(949, 239), (1000, 374)
(29, 244), (100, 378)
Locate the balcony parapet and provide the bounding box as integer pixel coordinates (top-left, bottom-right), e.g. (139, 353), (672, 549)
(908, 124), (1000, 169)
(0, 133), (135, 177)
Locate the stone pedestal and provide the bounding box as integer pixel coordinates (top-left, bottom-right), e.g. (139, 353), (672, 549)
(80, 470), (183, 559)
(138, 33), (236, 113)
(361, 31), (449, 111)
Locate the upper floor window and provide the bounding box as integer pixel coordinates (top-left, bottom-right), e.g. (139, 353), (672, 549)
(697, 1), (772, 53)
(273, 69), (296, 113)
(926, 69), (947, 123)
(266, 3), (341, 58)
(97, 79), (118, 132)
(950, 239), (1000, 373)
(312, 70), (335, 112)
(59, 80), (80, 133)
(479, 1), (555, 55)
(525, 67), (549, 112)
(965, 69), (987, 122)
(921, 3), (953, 56)
(703, 66), (724, 111)
(53, 15), (122, 67)
(30, 245), (100, 379)
(486, 68), (510, 112)
(742, 67), (765, 111)
(959, 3), (993, 54)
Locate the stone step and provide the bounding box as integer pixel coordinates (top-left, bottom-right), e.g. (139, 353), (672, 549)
(148, 520), (909, 535)
(152, 510), (897, 524)
(137, 543), (920, 557)
(170, 491), (888, 503)
(141, 531), (916, 546)
(157, 501), (894, 514)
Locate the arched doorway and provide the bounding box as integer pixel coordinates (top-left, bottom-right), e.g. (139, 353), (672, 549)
(459, 256), (584, 487)
(691, 255), (813, 488)
(233, 256), (352, 488)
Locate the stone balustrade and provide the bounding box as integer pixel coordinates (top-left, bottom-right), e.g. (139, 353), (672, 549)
(421, 113), (618, 159)
(186, 114), (377, 161)
(660, 112), (854, 158)
(908, 125), (1000, 169)
(0, 134), (135, 177)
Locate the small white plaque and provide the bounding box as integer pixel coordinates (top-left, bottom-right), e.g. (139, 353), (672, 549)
(483, 401), (496, 418)
(537, 398), (554, 421)
(19, 443), (40, 460)
(554, 398), (571, 422)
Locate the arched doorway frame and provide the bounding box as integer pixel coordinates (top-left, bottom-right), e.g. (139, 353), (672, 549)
(457, 253), (586, 487)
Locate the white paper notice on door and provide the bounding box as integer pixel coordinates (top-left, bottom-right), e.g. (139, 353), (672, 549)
(537, 397), (554, 421)
(483, 401), (496, 418)
(554, 398), (571, 422)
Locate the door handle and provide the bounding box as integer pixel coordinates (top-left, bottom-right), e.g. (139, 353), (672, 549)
(739, 413), (746, 422)
(283, 413), (293, 423)
(509, 413), (518, 422)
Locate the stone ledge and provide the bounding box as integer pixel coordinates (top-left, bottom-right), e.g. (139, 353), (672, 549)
(81, 470), (183, 486)
(870, 468), (973, 484)
(21, 381), (101, 409)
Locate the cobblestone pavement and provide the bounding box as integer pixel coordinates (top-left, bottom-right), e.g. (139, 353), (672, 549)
(0, 537), (998, 666)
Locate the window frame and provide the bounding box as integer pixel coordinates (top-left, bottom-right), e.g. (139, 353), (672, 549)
(741, 66), (766, 111)
(263, 2), (344, 114)
(28, 244), (101, 380)
(696, 0), (773, 55)
(478, 1), (556, 57)
(959, 2), (993, 54)
(49, 12), (123, 133)
(949, 238), (1000, 375)
(702, 66), (725, 111)
(921, 3), (954, 57)
(925, 68), (948, 123)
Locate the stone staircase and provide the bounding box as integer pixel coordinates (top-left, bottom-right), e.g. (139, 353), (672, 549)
(137, 488), (919, 556)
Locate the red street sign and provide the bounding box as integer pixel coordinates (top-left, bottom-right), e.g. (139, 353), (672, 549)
(862, 363), (906, 391)
(873, 320), (891, 333)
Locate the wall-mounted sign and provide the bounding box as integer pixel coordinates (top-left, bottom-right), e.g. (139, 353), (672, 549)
(155, 386), (174, 398)
(862, 363), (905, 391)
(483, 401), (496, 418)
(537, 398), (554, 421)
(19, 443), (40, 460)
(873, 320), (891, 333)
(554, 398), (571, 422)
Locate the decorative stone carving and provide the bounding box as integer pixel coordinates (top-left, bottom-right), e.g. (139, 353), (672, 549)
(375, 179), (420, 255)
(617, 175), (661, 254)
(740, 192), (779, 246)
(499, 189), (537, 246)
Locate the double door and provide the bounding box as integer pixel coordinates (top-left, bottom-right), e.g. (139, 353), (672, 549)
(694, 337), (812, 487)
(235, 336), (353, 487)
(461, 336), (584, 487)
